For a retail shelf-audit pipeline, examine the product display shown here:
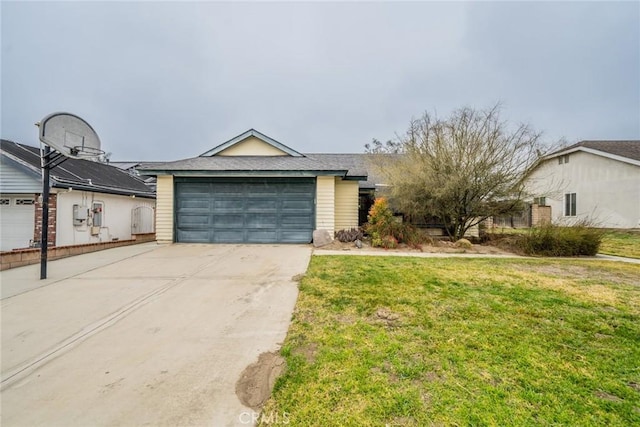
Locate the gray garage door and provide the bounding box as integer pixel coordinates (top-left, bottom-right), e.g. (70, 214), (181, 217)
(175, 177), (315, 243)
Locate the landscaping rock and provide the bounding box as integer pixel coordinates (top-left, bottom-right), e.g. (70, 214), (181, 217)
(312, 229), (333, 247)
(355, 239), (363, 249)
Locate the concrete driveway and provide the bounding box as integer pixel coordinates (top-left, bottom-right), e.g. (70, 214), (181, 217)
(1, 243), (311, 426)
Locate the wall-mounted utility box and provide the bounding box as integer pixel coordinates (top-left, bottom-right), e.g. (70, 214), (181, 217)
(73, 204), (88, 226)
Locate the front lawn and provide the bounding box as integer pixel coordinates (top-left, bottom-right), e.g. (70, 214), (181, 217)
(600, 230), (640, 259)
(262, 256), (640, 426)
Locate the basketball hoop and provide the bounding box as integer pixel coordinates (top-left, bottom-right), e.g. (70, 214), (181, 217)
(36, 112), (104, 280)
(71, 145), (105, 159)
(38, 112), (103, 161)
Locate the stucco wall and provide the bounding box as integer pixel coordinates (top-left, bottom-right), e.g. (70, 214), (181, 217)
(216, 136), (288, 156)
(526, 151), (640, 228)
(156, 175), (174, 242)
(316, 176), (335, 234)
(334, 178), (359, 231)
(55, 191), (155, 246)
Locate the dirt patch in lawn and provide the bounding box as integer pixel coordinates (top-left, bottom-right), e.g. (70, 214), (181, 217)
(236, 352), (286, 410)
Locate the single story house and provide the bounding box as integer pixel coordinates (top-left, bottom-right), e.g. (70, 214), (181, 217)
(525, 140), (640, 228)
(140, 129), (378, 244)
(1, 139), (156, 251)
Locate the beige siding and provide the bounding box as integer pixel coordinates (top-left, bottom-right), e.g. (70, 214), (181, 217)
(334, 178), (359, 231)
(155, 175), (174, 242)
(217, 136), (288, 156)
(315, 176), (335, 234)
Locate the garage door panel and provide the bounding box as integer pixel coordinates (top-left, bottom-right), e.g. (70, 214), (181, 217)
(175, 178), (315, 244)
(282, 200), (314, 210)
(179, 200), (210, 210)
(247, 215), (277, 227)
(179, 215), (210, 226)
(280, 230), (312, 243)
(281, 215), (314, 226)
(210, 184), (244, 195)
(246, 200), (277, 212)
(176, 229), (211, 243)
(213, 199), (245, 211)
(246, 230), (278, 242)
(285, 185), (315, 194)
(212, 230), (245, 243)
(212, 215), (244, 227)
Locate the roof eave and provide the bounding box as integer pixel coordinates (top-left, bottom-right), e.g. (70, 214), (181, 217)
(140, 169), (352, 177)
(543, 146), (640, 167)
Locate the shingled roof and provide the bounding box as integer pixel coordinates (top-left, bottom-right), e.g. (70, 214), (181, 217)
(1, 139), (155, 198)
(547, 140), (640, 164)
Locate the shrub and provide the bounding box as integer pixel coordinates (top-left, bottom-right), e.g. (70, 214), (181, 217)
(518, 223), (604, 256)
(335, 228), (364, 243)
(365, 197), (429, 248)
(455, 238), (473, 249)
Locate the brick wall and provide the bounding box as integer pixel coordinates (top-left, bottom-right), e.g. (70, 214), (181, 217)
(0, 233), (156, 271)
(34, 193), (57, 247)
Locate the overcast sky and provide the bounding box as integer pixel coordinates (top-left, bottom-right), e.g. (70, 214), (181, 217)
(2, 1), (639, 161)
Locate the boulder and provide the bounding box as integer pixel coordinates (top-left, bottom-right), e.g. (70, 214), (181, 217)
(312, 229), (333, 247)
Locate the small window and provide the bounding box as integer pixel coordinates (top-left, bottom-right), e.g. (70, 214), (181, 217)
(558, 157), (563, 165)
(564, 193), (576, 216)
(0, 198), (10, 205)
(92, 202), (103, 227)
(534, 197), (546, 206)
(15, 199), (35, 205)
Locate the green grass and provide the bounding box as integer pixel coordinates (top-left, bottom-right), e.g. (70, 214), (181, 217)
(262, 256), (640, 426)
(600, 230), (640, 259)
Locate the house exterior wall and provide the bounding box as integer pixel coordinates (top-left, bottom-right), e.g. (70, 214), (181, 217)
(216, 136), (288, 156)
(334, 178), (359, 231)
(526, 151), (640, 228)
(55, 191), (155, 246)
(316, 176), (335, 235)
(0, 156), (41, 193)
(155, 175), (174, 243)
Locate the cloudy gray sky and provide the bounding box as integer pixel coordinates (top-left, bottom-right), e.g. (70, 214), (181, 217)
(2, 1), (639, 161)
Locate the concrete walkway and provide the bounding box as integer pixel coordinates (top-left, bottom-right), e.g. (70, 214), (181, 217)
(1, 243), (312, 426)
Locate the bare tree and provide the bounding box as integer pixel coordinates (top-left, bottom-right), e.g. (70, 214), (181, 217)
(366, 104), (548, 240)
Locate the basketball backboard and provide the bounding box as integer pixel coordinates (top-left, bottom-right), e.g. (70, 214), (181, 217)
(38, 112), (103, 159)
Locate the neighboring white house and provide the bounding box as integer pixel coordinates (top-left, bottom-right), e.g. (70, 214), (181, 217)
(0, 139), (156, 251)
(525, 140), (640, 228)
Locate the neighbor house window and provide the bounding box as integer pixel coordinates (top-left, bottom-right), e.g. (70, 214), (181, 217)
(92, 202), (103, 227)
(558, 155), (570, 164)
(564, 193), (576, 216)
(534, 196), (546, 206)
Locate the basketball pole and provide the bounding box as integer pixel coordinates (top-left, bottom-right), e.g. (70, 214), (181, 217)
(40, 145), (51, 280)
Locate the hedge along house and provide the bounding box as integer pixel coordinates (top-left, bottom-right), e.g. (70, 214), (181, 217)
(140, 129), (373, 244)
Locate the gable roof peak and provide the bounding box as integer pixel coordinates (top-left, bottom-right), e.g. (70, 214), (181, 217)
(200, 129), (304, 157)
